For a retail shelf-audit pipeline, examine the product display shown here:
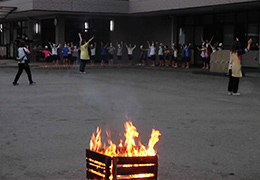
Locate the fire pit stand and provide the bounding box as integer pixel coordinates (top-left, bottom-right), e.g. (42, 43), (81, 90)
(86, 149), (158, 180)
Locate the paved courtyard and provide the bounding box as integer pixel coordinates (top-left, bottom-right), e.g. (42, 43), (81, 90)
(1, 65), (260, 180)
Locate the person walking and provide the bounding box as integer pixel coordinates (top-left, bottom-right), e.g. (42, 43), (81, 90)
(78, 33), (94, 73)
(227, 38), (252, 95)
(13, 42), (35, 85)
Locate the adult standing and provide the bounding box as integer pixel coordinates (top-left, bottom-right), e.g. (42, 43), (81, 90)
(13, 42), (35, 85)
(227, 38), (252, 95)
(78, 33), (94, 73)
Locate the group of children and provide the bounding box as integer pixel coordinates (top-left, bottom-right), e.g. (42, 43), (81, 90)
(41, 36), (226, 69)
(40, 42), (79, 67)
(92, 41), (192, 68)
(197, 37), (223, 69)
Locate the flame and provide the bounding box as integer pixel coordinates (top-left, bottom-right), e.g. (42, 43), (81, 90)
(89, 121), (161, 157)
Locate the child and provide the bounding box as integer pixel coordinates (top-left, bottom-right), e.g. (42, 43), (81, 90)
(139, 45), (147, 66)
(164, 45), (170, 67)
(90, 42), (96, 66)
(62, 44), (69, 67)
(117, 42), (123, 66)
(184, 43), (191, 69)
(107, 43), (116, 66)
(125, 43), (136, 65)
(205, 44), (210, 69)
(68, 42), (73, 66)
(158, 43), (164, 67)
(147, 47), (152, 66)
(41, 45), (52, 67)
(101, 42), (108, 66)
(181, 44), (185, 68)
(72, 45), (79, 66)
(49, 42), (59, 67)
(172, 44), (178, 68)
(147, 41), (157, 66)
(197, 43), (206, 69)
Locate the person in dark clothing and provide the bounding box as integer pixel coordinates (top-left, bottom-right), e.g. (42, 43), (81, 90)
(13, 42), (35, 85)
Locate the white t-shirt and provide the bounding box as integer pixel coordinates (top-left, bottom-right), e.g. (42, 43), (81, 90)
(150, 46), (156, 55)
(90, 48), (96, 56)
(127, 46), (136, 55)
(18, 47), (29, 63)
(50, 44), (59, 55)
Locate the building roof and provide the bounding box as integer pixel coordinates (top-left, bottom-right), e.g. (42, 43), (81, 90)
(0, 6), (16, 20)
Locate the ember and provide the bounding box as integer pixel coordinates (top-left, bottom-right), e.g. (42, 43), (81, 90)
(86, 120), (161, 180)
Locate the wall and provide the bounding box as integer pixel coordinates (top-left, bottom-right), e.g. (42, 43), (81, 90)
(129, 0), (258, 13)
(33, 0), (129, 14)
(110, 16), (172, 64)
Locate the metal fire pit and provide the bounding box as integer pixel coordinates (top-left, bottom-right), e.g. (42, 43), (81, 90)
(86, 149), (158, 180)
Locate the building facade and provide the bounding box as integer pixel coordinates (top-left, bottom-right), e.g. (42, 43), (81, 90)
(0, 0), (260, 67)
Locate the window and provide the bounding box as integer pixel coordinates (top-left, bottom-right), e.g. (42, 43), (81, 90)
(248, 24), (259, 49)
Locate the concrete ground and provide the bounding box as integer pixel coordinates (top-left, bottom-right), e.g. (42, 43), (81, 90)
(1, 62), (260, 180)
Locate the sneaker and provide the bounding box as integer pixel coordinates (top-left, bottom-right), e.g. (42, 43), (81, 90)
(13, 82), (19, 86)
(30, 82), (36, 85)
(228, 92), (232, 96)
(232, 92), (240, 96)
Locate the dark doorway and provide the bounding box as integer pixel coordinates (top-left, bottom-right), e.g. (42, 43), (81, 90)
(41, 19), (55, 46)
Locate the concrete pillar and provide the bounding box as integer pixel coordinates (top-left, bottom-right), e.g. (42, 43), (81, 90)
(171, 16), (177, 45)
(55, 17), (65, 44)
(28, 19), (36, 61)
(259, 17), (260, 69)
